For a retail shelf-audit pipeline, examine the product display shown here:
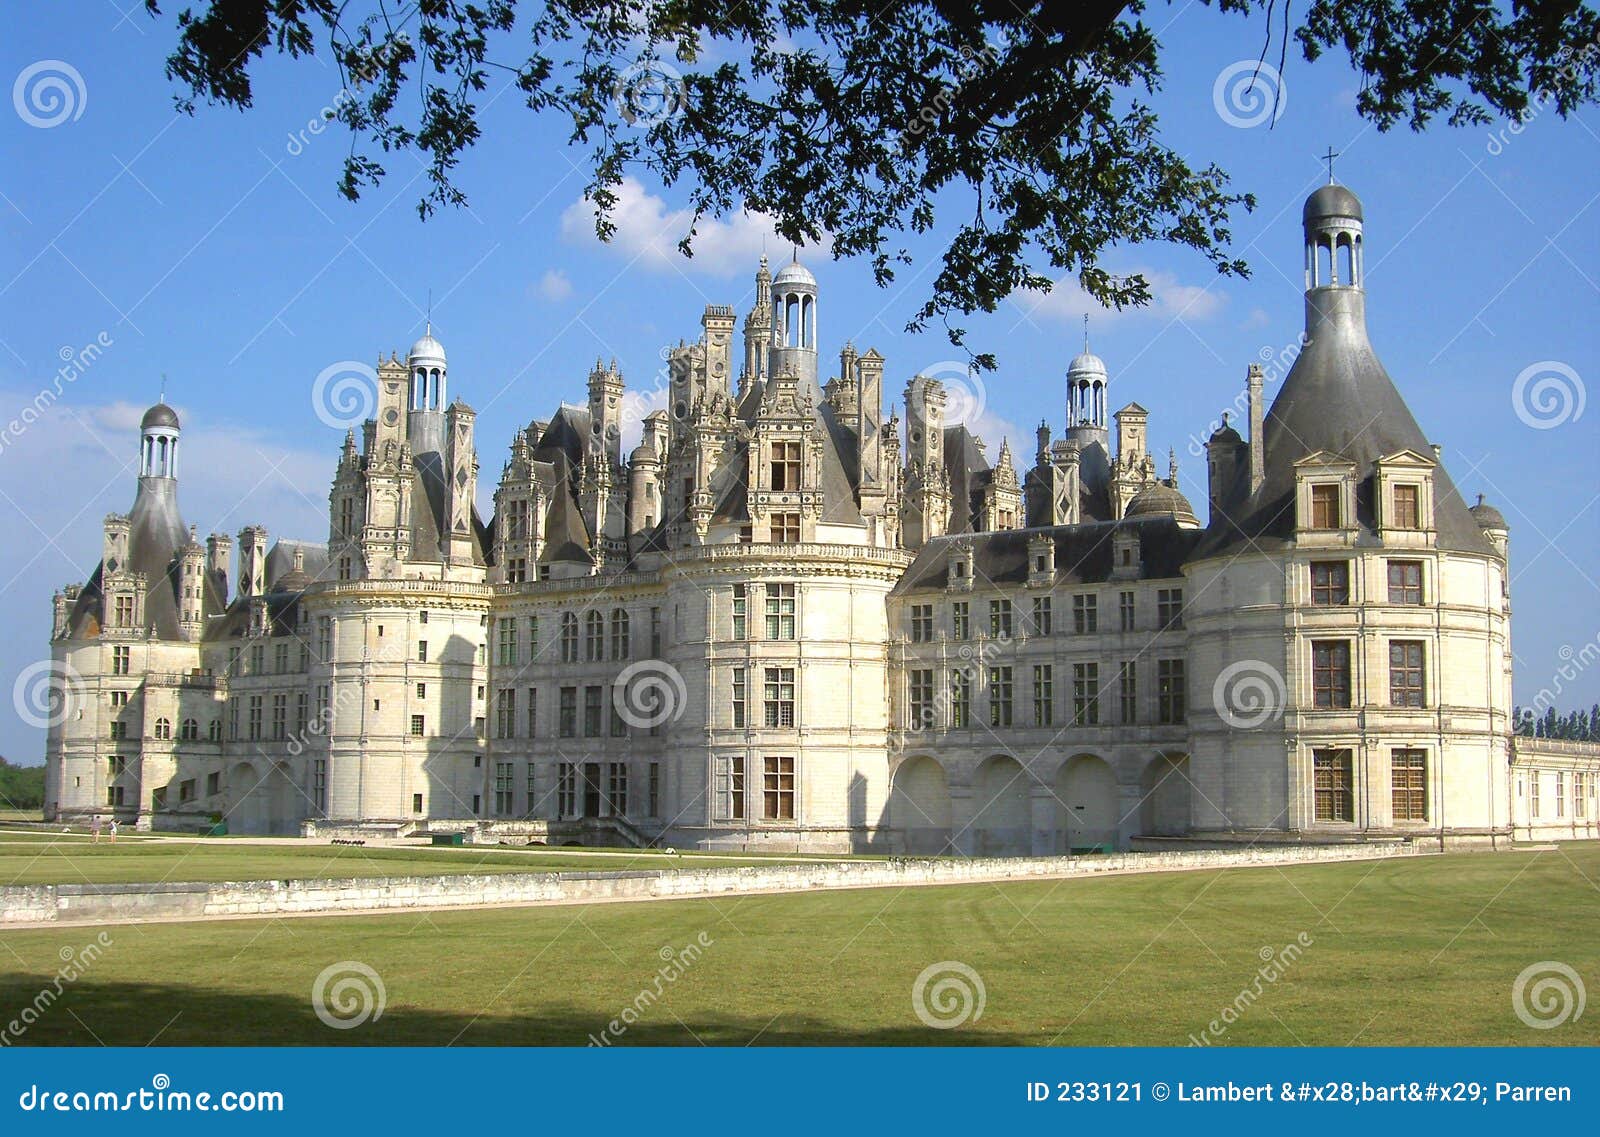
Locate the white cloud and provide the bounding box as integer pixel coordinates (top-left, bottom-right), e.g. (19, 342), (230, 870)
(1014, 267), (1226, 327)
(535, 269), (573, 302)
(560, 177), (826, 277)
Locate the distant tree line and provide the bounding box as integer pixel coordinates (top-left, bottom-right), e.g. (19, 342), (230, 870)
(0, 757), (45, 811)
(1514, 705), (1600, 741)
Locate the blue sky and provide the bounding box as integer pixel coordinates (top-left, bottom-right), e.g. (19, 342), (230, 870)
(1, 2), (1596, 763)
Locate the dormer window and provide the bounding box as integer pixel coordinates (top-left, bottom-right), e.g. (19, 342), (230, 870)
(1310, 484), (1341, 529)
(770, 441), (802, 491)
(1392, 484), (1420, 529)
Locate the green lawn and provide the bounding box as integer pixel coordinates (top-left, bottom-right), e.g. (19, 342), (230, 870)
(1, 845), (1596, 1046)
(0, 836), (848, 886)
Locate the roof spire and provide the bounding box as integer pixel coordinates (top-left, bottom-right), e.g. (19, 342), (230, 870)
(159, 373), (167, 404)
(1082, 313), (1090, 353)
(1321, 145), (1339, 184)
(425, 287), (432, 336)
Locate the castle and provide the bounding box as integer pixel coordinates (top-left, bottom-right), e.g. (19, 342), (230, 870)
(42, 181), (1599, 850)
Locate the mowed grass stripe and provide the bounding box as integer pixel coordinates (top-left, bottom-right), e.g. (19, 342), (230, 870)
(1, 846), (1594, 1046)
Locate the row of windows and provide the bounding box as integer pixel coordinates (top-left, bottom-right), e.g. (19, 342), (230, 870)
(1312, 747), (1433, 823)
(1308, 560), (1425, 606)
(712, 755), (796, 821)
(1308, 482), (1423, 530)
(907, 590), (1184, 643)
(907, 660), (1187, 730)
(1310, 640), (1428, 709)
(1523, 770), (1596, 820)
(548, 761), (665, 820)
(495, 608), (667, 666)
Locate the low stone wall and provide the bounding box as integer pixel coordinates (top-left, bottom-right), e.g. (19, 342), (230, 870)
(0, 841), (1422, 927)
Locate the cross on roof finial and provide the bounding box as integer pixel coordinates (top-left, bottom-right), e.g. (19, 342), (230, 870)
(1321, 145), (1340, 184)
(1082, 313), (1090, 353)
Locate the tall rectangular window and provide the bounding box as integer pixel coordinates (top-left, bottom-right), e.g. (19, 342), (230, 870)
(732, 585), (747, 640)
(909, 669), (935, 730)
(409, 714), (425, 736)
(312, 759), (327, 813)
(609, 688), (627, 738)
(610, 608), (630, 659)
(558, 763), (577, 817)
(112, 646), (131, 676)
(989, 599), (1013, 638)
(417, 640), (429, 662)
(1032, 596), (1052, 636)
(248, 695), (263, 741)
(1314, 748), (1354, 821)
(1389, 641), (1425, 707)
(950, 669), (972, 728)
(763, 667), (796, 728)
(495, 762), (515, 816)
(650, 607), (662, 656)
(584, 685), (603, 736)
(318, 617), (333, 658)
(526, 762), (537, 816)
(988, 666), (1013, 727)
(114, 595), (134, 626)
(763, 756), (796, 820)
(1391, 749), (1427, 821)
(1072, 594), (1097, 634)
(1311, 483), (1341, 528)
(607, 763), (629, 817)
(1311, 641), (1352, 709)
(951, 601), (970, 640)
(910, 603), (934, 642)
(525, 688), (538, 737)
(1387, 560), (1423, 605)
(714, 756), (745, 820)
(1310, 561), (1350, 606)
(648, 763), (661, 817)
(1157, 588), (1184, 629)
(495, 688), (516, 739)
(1032, 664), (1053, 727)
(770, 440), (802, 491)
(1072, 662), (1100, 725)
(1119, 660), (1137, 725)
(559, 687), (577, 738)
(765, 584), (796, 639)
(1392, 484), (1420, 529)
(1119, 590), (1135, 631)
(1156, 659), (1186, 724)
(271, 694), (286, 740)
(585, 612), (604, 661)
(498, 618), (518, 666)
(1556, 772), (1566, 818)
(560, 613), (579, 662)
(732, 667), (747, 729)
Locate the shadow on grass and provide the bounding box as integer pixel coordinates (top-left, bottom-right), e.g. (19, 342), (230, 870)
(0, 975), (1024, 1047)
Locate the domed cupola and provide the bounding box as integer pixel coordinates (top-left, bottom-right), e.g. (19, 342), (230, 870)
(408, 323), (447, 412)
(1126, 481), (1200, 529)
(769, 250), (819, 389)
(139, 398), (181, 479)
(1067, 316), (1108, 429)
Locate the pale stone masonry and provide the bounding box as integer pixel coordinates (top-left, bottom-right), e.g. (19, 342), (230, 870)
(42, 182), (1600, 850)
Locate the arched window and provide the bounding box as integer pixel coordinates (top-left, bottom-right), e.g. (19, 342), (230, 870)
(560, 612), (579, 663)
(611, 609), (630, 659)
(1316, 238), (1333, 287)
(180, 718), (199, 741)
(1336, 234), (1354, 286)
(585, 611), (605, 661)
(154, 717), (172, 740)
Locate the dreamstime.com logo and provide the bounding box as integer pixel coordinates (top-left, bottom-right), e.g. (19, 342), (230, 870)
(1212, 60), (1286, 128)
(613, 660), (689, 730)
(1511, 361), (1585, 430)
(1212, 659), (1287, 730)
(12, 659), (84, 730)
(911, 961), (986, 1030)
(13, 60), (86, 128)
(311, 360), (379, 430)
(1512, 961), (1586, 1030)
(311, 961), (386, 1030)
(613, 60), (685, 127)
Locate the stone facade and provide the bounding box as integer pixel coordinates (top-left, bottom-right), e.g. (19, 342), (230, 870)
(41, 183), (1591, 852)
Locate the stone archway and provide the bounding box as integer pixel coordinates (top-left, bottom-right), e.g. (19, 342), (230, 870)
(890, 755), (953, 855)
(1054, 754), (1118, 852)
(972, 754), (1030, 856)
(1140, 753), (1192, 838)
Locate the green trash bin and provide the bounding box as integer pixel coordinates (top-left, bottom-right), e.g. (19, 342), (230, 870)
(205, 822), (228, 837)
